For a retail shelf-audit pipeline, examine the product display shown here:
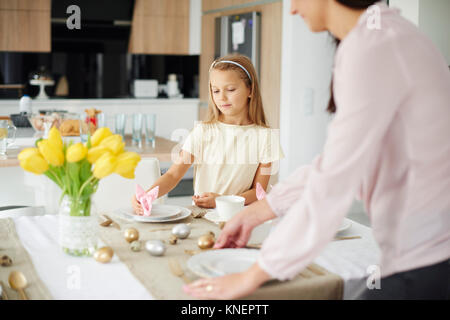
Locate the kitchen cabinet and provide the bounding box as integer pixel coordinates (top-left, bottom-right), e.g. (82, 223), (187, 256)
(202, 0), (253, 12)
(129, 0), (194, 55)
(0, 0), (51, 52)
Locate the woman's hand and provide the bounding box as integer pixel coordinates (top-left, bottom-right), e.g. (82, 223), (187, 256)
(193, 192), (220, 208)
(214, 199), (277, 249)
(131, 195), (143, 215)
(183, 262), (271, 299)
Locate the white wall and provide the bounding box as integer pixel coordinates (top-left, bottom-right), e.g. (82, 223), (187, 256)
(279, 0), (335, 180)
(189, 0), (202, 55)
(418, 0), (450, 64)
(389, 0), (450, 64)
(389, 0), (419, 25)
(278, 0), (368, 221)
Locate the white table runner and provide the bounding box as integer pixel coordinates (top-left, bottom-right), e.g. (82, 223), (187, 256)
(6, 214), (380, 299)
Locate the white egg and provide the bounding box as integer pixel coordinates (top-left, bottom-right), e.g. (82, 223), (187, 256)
(172, 223), (191, 239)
(145, 240), (166, 256)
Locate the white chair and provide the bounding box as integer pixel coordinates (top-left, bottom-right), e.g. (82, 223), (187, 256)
(0, 206), (45, 218)
(93, 157), (163, 213)
(0, 166), (37, 208)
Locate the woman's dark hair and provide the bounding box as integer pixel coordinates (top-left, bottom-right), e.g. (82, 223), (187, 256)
(327, 0), (381, 113)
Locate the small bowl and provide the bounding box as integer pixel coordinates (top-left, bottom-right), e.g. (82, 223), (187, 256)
(10, 113), (31, 128)
(28, 113), (62, 134)
(59, 113), (82, 137)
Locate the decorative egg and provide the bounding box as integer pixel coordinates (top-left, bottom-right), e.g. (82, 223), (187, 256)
(169, 235), (178, 245)
(172, 223), (191, 239)
(124, 228), (139, 243)
(130, 240), (142, 252)
(93, 247), (114, 263)
(1, 255), (13, 267)
(99, 218), (113, 227)
(197, 234), (215, 249)
(145, 240), (166, 256)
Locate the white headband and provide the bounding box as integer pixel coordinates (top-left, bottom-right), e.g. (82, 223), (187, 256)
(209, 60), (252, 82)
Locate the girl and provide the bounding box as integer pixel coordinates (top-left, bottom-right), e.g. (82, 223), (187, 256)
(132, 54), (283, 213)
(184, 0), (450, 299)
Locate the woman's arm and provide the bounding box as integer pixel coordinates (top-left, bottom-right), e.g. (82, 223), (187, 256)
(238, 162), (272, 205)
(258, 35), (411, 281)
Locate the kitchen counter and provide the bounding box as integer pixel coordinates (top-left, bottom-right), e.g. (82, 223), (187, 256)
(0, 98), (200, 140)
(1, 134), (179, 167)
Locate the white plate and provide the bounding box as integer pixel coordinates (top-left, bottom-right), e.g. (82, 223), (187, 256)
(338, 218), (352, 233)
(119, 204), (180, 222)
(187, 248), (259, 278)
(117, 206), (191, 223)
(206, 211), (352, 233)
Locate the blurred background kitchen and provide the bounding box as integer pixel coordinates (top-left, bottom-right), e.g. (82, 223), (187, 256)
(1, 0), (449, 221)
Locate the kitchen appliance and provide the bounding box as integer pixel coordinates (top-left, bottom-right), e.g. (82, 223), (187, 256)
(167, 74), (180, 98)
(133, 80), (158, 98)
(215, 12), (261, 76)
(51, 0), (134, 53)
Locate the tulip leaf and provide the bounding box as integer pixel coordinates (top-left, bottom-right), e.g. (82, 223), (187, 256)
(44, 171), (60, 188)
(34, 138), (43, 148)
(67, 162), (80, 196)
(80, 159), (92, 182)
(81, 183), (94, 199)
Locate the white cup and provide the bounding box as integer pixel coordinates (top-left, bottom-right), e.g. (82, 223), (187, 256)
(215, 195), (245, 221)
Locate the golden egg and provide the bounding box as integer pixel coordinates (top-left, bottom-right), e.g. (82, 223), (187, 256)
(93, 247), (114, 263)
(169, 235), (178, 245)
(124, 228), (139, 243)
(197, 234), (215, 249)
(100, 218), (113, 227)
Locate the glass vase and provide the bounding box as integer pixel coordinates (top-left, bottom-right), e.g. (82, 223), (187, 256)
(58, 195), (98, 257)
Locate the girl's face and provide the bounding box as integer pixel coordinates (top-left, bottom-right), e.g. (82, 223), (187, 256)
(210, 69), (251, 120)
(291, 0), (329, 32)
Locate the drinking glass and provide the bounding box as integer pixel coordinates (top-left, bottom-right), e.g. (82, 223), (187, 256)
(114, 114), (127, 139)
(144, 114), (156, 147)
(0, 120), (17, 158)
(79, 114), (93, 143)
(132, 113), (143, 147)
(96, 113), (106, 128)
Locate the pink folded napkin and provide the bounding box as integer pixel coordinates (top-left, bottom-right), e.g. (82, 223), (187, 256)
(136, 185), (159, 216)
(256, 182), (266, 200)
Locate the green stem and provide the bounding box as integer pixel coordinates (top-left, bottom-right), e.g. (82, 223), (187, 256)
(47, 167), (64, 189)
(78, 175), (96, 199)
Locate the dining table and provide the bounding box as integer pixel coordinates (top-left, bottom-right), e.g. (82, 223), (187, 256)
(0, 206), (381, 300)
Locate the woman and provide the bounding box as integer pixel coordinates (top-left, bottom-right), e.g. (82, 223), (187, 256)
(184, 0), (450, 299)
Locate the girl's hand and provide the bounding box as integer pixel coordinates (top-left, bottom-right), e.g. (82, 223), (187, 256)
(192, 192), (220, 208)
(131, 195), (143, 215)
(183, 263), (271, 300)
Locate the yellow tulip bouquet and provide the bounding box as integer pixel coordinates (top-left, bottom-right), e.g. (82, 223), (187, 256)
(18, 127), (141, 217)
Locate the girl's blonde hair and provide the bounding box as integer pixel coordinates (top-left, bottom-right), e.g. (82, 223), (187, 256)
(205, 54), (268, 127)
